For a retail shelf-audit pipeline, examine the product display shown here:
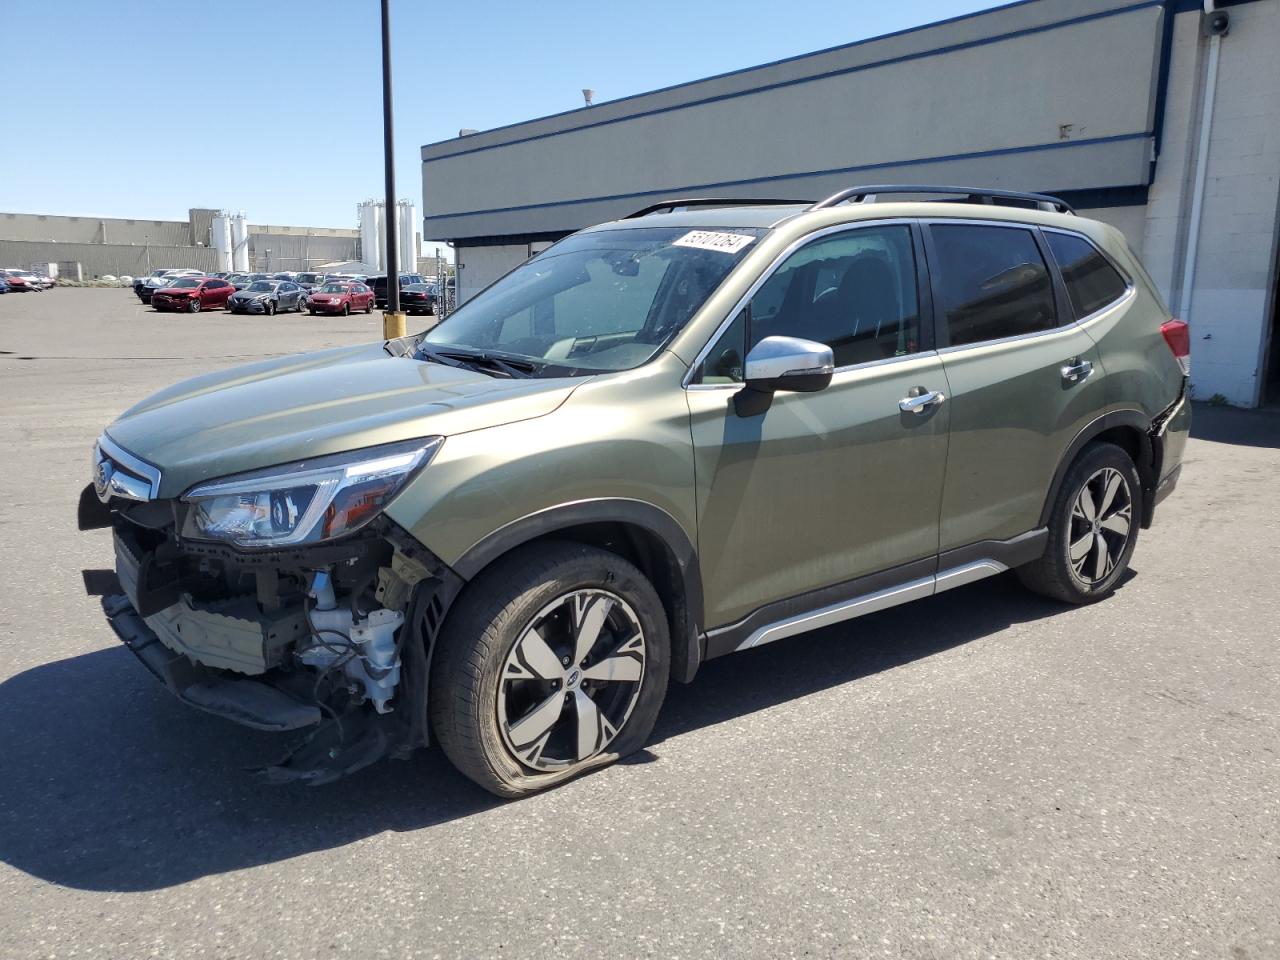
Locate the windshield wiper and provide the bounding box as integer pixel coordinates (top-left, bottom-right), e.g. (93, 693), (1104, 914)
(417, 345), (539, 379)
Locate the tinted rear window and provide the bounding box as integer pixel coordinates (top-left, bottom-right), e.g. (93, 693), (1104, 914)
(931, 224), (1057, 346)
(1045, 232), (1129, 318)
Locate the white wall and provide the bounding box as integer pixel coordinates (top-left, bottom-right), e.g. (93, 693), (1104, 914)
(1142, 2), (1280, 406)
(455, 244), (531, 304)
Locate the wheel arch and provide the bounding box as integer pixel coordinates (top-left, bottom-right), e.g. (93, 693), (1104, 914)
(451, 499), (705, 684)
(1039, 410), (1158, 530)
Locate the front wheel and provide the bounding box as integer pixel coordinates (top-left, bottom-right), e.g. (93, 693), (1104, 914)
(187, 297), (200, 313)
(431, 542), (670, 797)
(308, 308), (316, 316)
(1018, 441), (1142, 604)
(266, 300), (276, 316)
(342, 302), (350, 316)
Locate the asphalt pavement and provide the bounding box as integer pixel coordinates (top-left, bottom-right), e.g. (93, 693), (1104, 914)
(1, 288), (1278, 959)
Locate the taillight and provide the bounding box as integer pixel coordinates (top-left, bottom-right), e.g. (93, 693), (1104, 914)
(1161, 319), (1190, 376)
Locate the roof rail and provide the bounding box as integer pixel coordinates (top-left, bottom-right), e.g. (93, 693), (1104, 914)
(625, 197), (810, 219)
(808, 185), (1076, 215)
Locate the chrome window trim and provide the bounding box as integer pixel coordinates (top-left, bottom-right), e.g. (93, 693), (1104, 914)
(735, 558), (1008, 651)
(682, 217), (919, 389)
(96, 433), (162, 500)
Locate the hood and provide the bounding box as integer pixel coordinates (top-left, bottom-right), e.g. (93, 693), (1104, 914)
(231, 288), (272, 299)
(105, 341), (584, 497)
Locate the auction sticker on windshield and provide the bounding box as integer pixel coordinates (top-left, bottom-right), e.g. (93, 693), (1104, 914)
(672, 230), (756, 254)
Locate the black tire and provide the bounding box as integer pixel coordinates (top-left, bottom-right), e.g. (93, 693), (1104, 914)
(431, 541), (670, 797)
(364, 300), (372, 314)
(1017, 441), (1142, 604)
(342, 302), (350, 316)
(187, 297), (200, 313)
(267, 300), (276, 316)
(308, 308), (316, 316)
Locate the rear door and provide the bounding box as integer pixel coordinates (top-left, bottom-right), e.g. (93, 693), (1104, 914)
(687, 221), (950, 629)
(923, 220), (1106, 556)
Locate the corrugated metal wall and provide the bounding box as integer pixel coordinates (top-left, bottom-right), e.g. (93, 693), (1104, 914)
(247, 233), (360, 270)
(0, 240), (221, 277)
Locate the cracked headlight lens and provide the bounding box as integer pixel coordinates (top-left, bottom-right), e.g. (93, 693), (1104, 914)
(181, 437), (441, 547)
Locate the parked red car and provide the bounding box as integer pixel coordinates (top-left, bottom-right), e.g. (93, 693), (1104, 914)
(151, 277), (235, 313)
(307, 281), (374, 316)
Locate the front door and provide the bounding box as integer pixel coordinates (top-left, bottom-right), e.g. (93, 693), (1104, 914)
(686, 222), (950, 630)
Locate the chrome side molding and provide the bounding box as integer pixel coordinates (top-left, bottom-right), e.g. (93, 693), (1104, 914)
(735, 559), (1009, 652)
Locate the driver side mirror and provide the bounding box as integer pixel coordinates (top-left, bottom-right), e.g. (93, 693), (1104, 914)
(734, 336), (834, 417)
(743, 336), (834, 394)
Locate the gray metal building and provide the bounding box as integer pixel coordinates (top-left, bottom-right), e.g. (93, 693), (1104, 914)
(422, 0), (1280, 407)
(0, 208), (361, 279)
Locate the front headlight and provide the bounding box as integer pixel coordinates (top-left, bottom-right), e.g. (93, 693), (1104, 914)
(180, 437), (441, 548)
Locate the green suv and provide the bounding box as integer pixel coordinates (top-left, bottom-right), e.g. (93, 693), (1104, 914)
(83, 186), (1190, 795)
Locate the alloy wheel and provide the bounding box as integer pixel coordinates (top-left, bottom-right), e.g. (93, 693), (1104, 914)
(1068, 467), (1133, 586)
(497, 589), (646, 771)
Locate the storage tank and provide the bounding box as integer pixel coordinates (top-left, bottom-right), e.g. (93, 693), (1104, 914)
(396, 200), (417, 269)
(230, 213), (249, 271)
(358, 200), (386, 273)
(211, 213), (233, 272)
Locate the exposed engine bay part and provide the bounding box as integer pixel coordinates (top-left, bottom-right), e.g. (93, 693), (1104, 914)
(299, 570), (404, 714)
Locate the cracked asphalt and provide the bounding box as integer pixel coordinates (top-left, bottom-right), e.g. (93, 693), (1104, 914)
(1, 289), (1278, 959)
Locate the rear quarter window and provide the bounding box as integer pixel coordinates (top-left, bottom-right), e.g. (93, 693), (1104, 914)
(1044, 232), (1130, 318)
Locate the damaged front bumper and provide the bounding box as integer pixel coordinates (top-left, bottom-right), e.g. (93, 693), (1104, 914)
(91, 498), (463, 783)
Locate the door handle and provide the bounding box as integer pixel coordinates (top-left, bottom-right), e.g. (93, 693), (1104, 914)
(899, 388), (946, 414)
(1061, 358), (1094, 383)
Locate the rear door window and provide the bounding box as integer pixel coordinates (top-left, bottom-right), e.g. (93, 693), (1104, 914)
(929, 224), (1057, 346)
(1044, 232), (1130, 318)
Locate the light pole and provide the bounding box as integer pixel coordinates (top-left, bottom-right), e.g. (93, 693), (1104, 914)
(380, 0), (406, 338)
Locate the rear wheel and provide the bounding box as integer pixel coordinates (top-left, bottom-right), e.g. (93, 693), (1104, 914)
(1018, 442), (1142, 604)
(364, 299), (372, 314)
(431, 542), (670, 797)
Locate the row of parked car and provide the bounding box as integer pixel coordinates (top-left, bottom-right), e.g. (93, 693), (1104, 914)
(132, 268), (447, 316)
(0, 268), (57, 293)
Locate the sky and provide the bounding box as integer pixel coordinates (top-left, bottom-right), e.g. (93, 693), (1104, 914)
(0, 0), (1002, 234)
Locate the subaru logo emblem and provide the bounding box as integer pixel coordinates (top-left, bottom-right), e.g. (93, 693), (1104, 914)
(94, 460), (113, 499)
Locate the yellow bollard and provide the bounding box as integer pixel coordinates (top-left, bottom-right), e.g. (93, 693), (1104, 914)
(382, 310), (407, 340)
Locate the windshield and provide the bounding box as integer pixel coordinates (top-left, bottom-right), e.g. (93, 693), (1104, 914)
(422, 226), (764, 374)
(247, 281), (276, 292)
(169, 278), (200, 289)
(319, 283), (348, 293)
(298, 273), (320, 283)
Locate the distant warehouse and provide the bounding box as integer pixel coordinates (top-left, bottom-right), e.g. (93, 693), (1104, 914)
(0, 208), (361, 279)
(422, 0), (1280, 407)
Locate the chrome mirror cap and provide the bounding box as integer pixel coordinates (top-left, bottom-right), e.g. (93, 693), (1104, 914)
(743, 336), (835, 394)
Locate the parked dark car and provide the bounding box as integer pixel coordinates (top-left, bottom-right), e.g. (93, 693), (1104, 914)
(226, 279), (307, 314)
(400, 282), (437, 316)
(294, 272), (327, 291)
(0, 275), (9, 293)
(366, 273), (424, 308)
(152, 277), (237, 313)
(306, 281), (375, 316)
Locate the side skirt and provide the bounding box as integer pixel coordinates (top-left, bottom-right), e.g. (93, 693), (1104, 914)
(703, 529), (1047, 658)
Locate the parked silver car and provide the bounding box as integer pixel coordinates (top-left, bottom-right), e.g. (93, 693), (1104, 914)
(226, 279), (307, 315)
